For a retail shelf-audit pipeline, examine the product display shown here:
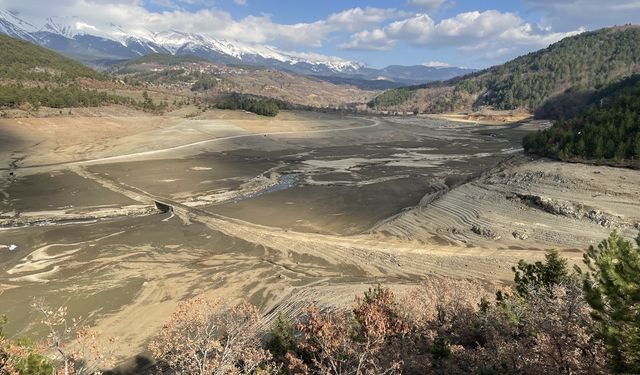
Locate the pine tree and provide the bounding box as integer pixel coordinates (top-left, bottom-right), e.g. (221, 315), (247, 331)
(581, 231), (640, 373)
(266, 312), (296, 359)
(513, 250), (570, 297)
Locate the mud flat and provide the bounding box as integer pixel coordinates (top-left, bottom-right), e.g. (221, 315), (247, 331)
(0, 109), (636, 359)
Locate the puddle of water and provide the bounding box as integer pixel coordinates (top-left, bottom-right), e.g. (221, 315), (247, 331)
(234, 174), (299, 203)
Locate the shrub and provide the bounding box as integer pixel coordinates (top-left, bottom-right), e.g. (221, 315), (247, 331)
(266, 313), (296, 360)
(149, 296), (270, 375)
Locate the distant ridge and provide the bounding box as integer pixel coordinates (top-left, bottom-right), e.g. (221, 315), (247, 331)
(369, 26), (640, 114)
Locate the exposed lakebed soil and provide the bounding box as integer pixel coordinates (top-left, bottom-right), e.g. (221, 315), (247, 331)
(0, 110), (637, 358)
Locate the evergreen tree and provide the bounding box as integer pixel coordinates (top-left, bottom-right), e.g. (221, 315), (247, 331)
(216, 94), (284, 117)
(513, 250), (571, 297)
(266, 312), (297, 360)
(523, 74), (640, 164)
(581, 231), (640, 373)
(0, 34), (105, 82)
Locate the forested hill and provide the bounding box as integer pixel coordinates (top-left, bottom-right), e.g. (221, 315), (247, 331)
(523, 74), (640, 165)
(369, 26), (640, 114)
(0, 34), (105, 82)
(0, 35), (156, 110)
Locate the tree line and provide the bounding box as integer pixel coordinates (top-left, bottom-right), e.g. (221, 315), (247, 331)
(0, 85), (168, 112)
(190, 77), (218, 91)
(367, 87), (416, 109)
(523, 74), (640, 163)
(216, 94), (286, 117)
(0, 85), (130, 109)
(2, 231), (639, 374)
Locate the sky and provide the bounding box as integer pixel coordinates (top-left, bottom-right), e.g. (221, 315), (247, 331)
(2, 0), (640, 69)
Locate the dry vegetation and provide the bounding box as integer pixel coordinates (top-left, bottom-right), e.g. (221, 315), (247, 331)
(203, 70), (377, 109)
(115, 59), (378, 111)
(148, 297), (269, 375)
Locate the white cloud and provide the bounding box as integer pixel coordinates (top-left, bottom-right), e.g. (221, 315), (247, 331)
(250, 7), (402, 47)
(325, 7), (400, 30)
(0, 1), (401, 48)
(339, 29), (396, 51)
(233, 0), (247, 5)
(423, 60), (450, 67)
(75, 21), (99, 32)
(386, 14), (435, 45)
(341, 9), (583, 63)
(437, 11), (522, 39)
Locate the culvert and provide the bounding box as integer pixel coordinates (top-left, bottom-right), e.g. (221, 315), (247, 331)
(154, 201), (173, 213)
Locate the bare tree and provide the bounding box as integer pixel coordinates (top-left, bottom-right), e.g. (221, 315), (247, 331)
(148, 296), (270, 375)
(399, 277), (493, 373)
(291, 286), (406, 375)
(31, 299), (116, 375)
(523, 282), (605, 374)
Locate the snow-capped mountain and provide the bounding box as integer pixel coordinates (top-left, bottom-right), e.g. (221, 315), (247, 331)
(0, 9), (39, 43)
(0, 10), (475, 84)
(128, 29), (366, 74)
(42, 16), (78, 39)
(0, 11), (365, 74)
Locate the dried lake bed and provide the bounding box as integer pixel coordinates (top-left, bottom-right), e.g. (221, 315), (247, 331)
(0, 109), (638, 357)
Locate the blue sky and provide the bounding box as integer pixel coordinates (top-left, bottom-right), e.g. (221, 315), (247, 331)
(3, 0), (640, 68)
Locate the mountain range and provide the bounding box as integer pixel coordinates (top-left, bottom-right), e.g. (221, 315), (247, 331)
(0, 34), (380, 111)
(0, 9), (475, 86)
